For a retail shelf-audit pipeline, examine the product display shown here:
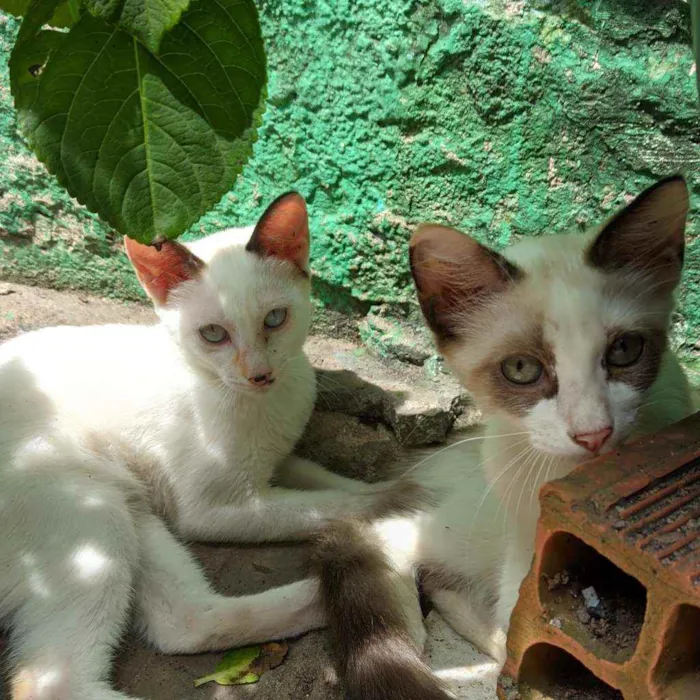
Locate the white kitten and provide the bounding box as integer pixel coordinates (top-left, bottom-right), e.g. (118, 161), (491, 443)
(312, 176), (696, 700)
(0, 193), (384, 700)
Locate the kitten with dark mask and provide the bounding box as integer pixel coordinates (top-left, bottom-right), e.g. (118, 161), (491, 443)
(312, 176), (696, 700)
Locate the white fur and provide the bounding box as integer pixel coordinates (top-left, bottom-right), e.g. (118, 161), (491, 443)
(0, 226), (384, 700)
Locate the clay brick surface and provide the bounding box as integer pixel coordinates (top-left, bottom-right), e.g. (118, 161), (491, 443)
(498, 411), (700, 700)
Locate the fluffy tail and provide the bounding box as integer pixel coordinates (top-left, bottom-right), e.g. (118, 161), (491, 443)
(311, 519), (453, 700)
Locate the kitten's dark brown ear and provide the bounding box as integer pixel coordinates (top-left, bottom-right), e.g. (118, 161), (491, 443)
(246, 192), (309, 273)
(587, 176), (689, 292)
(124, 237), (204, 306)
(409, 224), (522, 343)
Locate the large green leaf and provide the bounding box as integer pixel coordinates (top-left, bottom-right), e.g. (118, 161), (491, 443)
(84, 0), (190, 53)
(10, 0), (266, 243)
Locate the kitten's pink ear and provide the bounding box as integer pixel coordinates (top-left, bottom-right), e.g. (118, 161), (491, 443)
(246, 192), (310, 273)
(410, 224), (521, 342)
(588, 176), (688, 292)
(124, 237), (205, 306)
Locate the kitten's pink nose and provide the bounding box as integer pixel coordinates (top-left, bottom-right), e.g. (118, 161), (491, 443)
(573, 426), (613, 453)
(249, 372), (274, 388)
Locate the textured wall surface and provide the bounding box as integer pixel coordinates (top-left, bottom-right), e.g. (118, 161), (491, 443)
(0, 0), (698, 360)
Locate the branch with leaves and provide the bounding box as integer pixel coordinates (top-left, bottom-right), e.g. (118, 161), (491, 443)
(3, 0), (267, 243)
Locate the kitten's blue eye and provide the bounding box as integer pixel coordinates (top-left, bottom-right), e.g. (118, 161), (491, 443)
(264, 307), (287, 329)
(199, 324), (229, 344)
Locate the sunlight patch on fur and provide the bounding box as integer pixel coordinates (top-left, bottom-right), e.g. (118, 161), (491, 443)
(71, 545), (110, 581)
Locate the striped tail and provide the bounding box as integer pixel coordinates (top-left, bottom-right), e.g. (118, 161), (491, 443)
(311, 519), (453, 700)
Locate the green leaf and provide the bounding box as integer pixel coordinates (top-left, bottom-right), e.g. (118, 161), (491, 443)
(10, 0), (266, 244)
(0, 0), (76, 28)
(193, 642), (289, 688)
(9, 0), (67, 109)
(193, 647), (261, 688)
(84, 0), (190, 54)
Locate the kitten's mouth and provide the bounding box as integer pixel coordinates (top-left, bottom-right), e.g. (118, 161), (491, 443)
(250, 381), (275, 392)
(245, 377), (277, 393)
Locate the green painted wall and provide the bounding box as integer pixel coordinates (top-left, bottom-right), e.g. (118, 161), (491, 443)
(0, 1), (698, 361)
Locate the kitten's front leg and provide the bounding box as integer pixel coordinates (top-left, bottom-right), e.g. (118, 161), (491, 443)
(176, 480), (424, 543)
(136, 514), (324, 653)
(430, 588), (507, 664)
(495, 539), (533, 634)
(176, 486), (378, 542)
(274, 455), (388, 494)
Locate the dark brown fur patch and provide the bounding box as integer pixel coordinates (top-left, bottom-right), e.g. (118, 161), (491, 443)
(607, 328), (667, 393)
(409, 224), (523, 344)
(467, 324), (558, 417)
(419, 562), (473, 595)
(310, 521), (453, 700)
(587, 175), (688, 294)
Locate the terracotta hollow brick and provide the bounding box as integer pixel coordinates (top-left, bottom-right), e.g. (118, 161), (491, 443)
(497, 411), (700, 700)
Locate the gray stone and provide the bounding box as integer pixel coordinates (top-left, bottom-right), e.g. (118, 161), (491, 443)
(296, 411), (399, 482)
(306, 336), (482, 447)
(358, 311), (433, 366)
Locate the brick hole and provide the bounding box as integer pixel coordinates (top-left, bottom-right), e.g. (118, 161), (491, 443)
(652, 604), (700, 699)
(517, 642), (623, 699)
(538, 532), (646, 663)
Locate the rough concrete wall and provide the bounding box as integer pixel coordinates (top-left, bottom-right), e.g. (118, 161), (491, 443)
(0, 1), (698, 359)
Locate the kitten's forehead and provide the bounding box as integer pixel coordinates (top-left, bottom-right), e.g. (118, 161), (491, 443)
(185, 226), (254, 261)
(449, 231), (667, 378)
(504, 233), (606, 343)
(504, 231), (659, 346)
(179, 227), (308, 326)
(506, 231), (595, 274)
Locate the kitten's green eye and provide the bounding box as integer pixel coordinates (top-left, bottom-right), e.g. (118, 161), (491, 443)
(606, 333), (645, 368)
(264, 307), (287, 329)
(199, 324), (229, 344)
(501, 356), (543, 385)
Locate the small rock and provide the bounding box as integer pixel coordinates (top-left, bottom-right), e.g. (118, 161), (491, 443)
(306, 336), (474, 446)
(613, 520), (627, 530)
(501, 675), (521, 700)
(451, 393), (483, 433)
(0, 283), (15, 296)
(589, 617), (610, 638)
(544, 570), (570, 591)
(388, 403), (454, 447)
(577, 608), (592, 625)
(582, 585), (601, 610)
(549, 618), (562, 629)
(296, 411), (399, 482)
(358, 311), (433, 366)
